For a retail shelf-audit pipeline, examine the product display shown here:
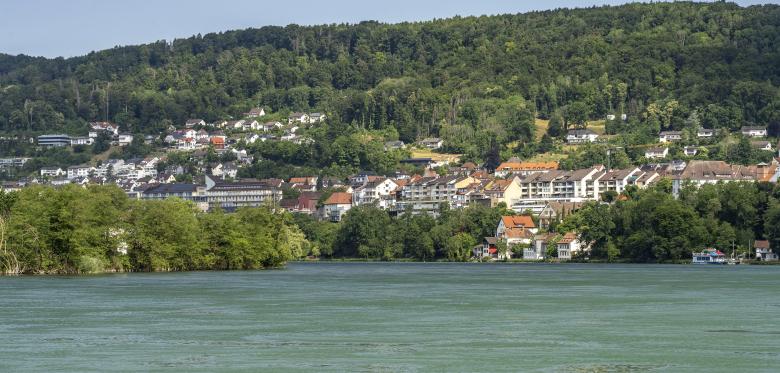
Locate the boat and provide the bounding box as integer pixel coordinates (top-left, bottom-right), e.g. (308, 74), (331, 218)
(692, 248), (727, 265)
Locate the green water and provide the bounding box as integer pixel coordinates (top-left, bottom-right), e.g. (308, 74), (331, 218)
(1, 263), (779, 372)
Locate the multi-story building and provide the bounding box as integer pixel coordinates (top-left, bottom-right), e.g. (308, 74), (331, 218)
(352, 178), (399, 209)
(396, 175), (475, 215)
(37, 134), (71, 147)
(203, 176), (282, 211)
(494, 161), (559, 178)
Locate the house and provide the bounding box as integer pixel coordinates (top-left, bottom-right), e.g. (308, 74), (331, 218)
(566, 129), (599, 144)
(70, 136), (94, 146)
(262, 121), (283, 132)
(537, 201), (585, 230)
(176, 137), (196, 150)
(525, 233), (556, 260)
(752, 141), (773, 151)
(496, 215), (538, 246)
(196, 129), (210, 141)
(227, 120), (246, 130)
(67, 165), (93, 179)
(211, 120), (228, 128)
(242, 120), (261, 131)
(494, 161), (559, 178)
(473, 237), (511, 261)
(697, 128), (715, 138)
(419, 138), (443, 150)
(322, 192), (353, 222)
(309, 112), (326, 123)
(396, 175), (476, 215)
(754, 240), (778, 262)
(40, 167), (65, 177)
(606, 114), (616, 121)
(118, 133), (134, 146)
(288, 112), (310, 125)
(741, 126), (767, 137)
(89, 122), (119, 136)
(384, 140), (405, 151)
(483, 177), (522, 207)
(644, 147), (669, 159)
(659, 131), (683, 143)
(556, 232), (582, 261)
(185, 119), (206, 128)
(352, 178), (399, 209)
(684, 146), (699, 157)
(37, 134), (71, 147)
(244, 107), (266, 118)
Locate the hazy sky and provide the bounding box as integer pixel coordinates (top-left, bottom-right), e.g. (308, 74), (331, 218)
(0, 0), (774, 58)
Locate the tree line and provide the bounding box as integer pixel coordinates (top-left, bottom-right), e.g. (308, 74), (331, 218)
(0, 185), (306, 275)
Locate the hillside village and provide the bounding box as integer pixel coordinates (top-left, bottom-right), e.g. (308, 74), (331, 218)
(2, 106), (779, 261)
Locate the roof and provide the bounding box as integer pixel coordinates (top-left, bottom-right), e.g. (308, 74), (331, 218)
(567, 129), (597, 136)
(754, 240), (770, 249)
(324, 192), (352, 205)
(557, 232), (578, 244)
(677, 160), (756, 181)
(501, 215), (536, 229)
(741, 126), (766, 131)
(496, 161), (559, 172)
(143, 183), (198, 194)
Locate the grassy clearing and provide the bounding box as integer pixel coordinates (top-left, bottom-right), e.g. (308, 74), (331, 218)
(534, 118), (549, 140)
(411, 148), (462, 163)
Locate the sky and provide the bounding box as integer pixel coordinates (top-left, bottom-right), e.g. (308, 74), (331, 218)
(0, 0), (775, 58)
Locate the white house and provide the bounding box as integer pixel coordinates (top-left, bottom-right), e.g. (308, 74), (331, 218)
(185, 119), (206, 128)
(89, 122), (119, 136)
(556, 232), (582, 261)
(67, 165), (93, 179)
(659, 131), (683, 143)
(40, 167), (65, 177)
(566, 129), (599, 144)
(525, 233), (555, 260)
(419, 138), (444, 150)
(496, 215), (538, 246)
(242, 120), (261, 131)
(118, 133), (134, 146)
(263, 121), (283, 132)
(322, 192), (352, 222)
(70, 137), (94, 146)
(697, 128), (715, 138)
(684, 146), (699, 157)
(752, 141), (773, 151)
(755, 240), (778, 262)
(245, 107), (266, 118)
(288, 112), (310, 125)
(352, 178), (398, 209)
(309, 112), (327, 123)
(228, 120), (246, 130)
(741, 126), (767, 137)
(644, 147), (669, 159)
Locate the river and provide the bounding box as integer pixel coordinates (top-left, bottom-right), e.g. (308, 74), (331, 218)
(1, 262), (779, 372)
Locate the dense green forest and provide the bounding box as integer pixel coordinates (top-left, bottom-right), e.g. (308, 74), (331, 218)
(0, 185), (306, 274)
(1, 2), (779, 170)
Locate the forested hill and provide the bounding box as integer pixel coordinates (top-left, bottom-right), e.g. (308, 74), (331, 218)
(1, 1), (779, 143)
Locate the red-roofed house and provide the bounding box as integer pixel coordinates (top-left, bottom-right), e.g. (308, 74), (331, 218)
(497, 215), (538, 245)
(322, 192), (352, 222)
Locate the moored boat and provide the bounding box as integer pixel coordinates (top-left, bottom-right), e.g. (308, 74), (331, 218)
(692, 248), (727, 265)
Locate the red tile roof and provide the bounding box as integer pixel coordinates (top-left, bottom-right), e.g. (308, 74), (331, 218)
(324, 192), (352, 205)
(501, 215), (536, 229)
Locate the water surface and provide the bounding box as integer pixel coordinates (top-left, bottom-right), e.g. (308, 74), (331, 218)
(1, 263), (779, 372)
